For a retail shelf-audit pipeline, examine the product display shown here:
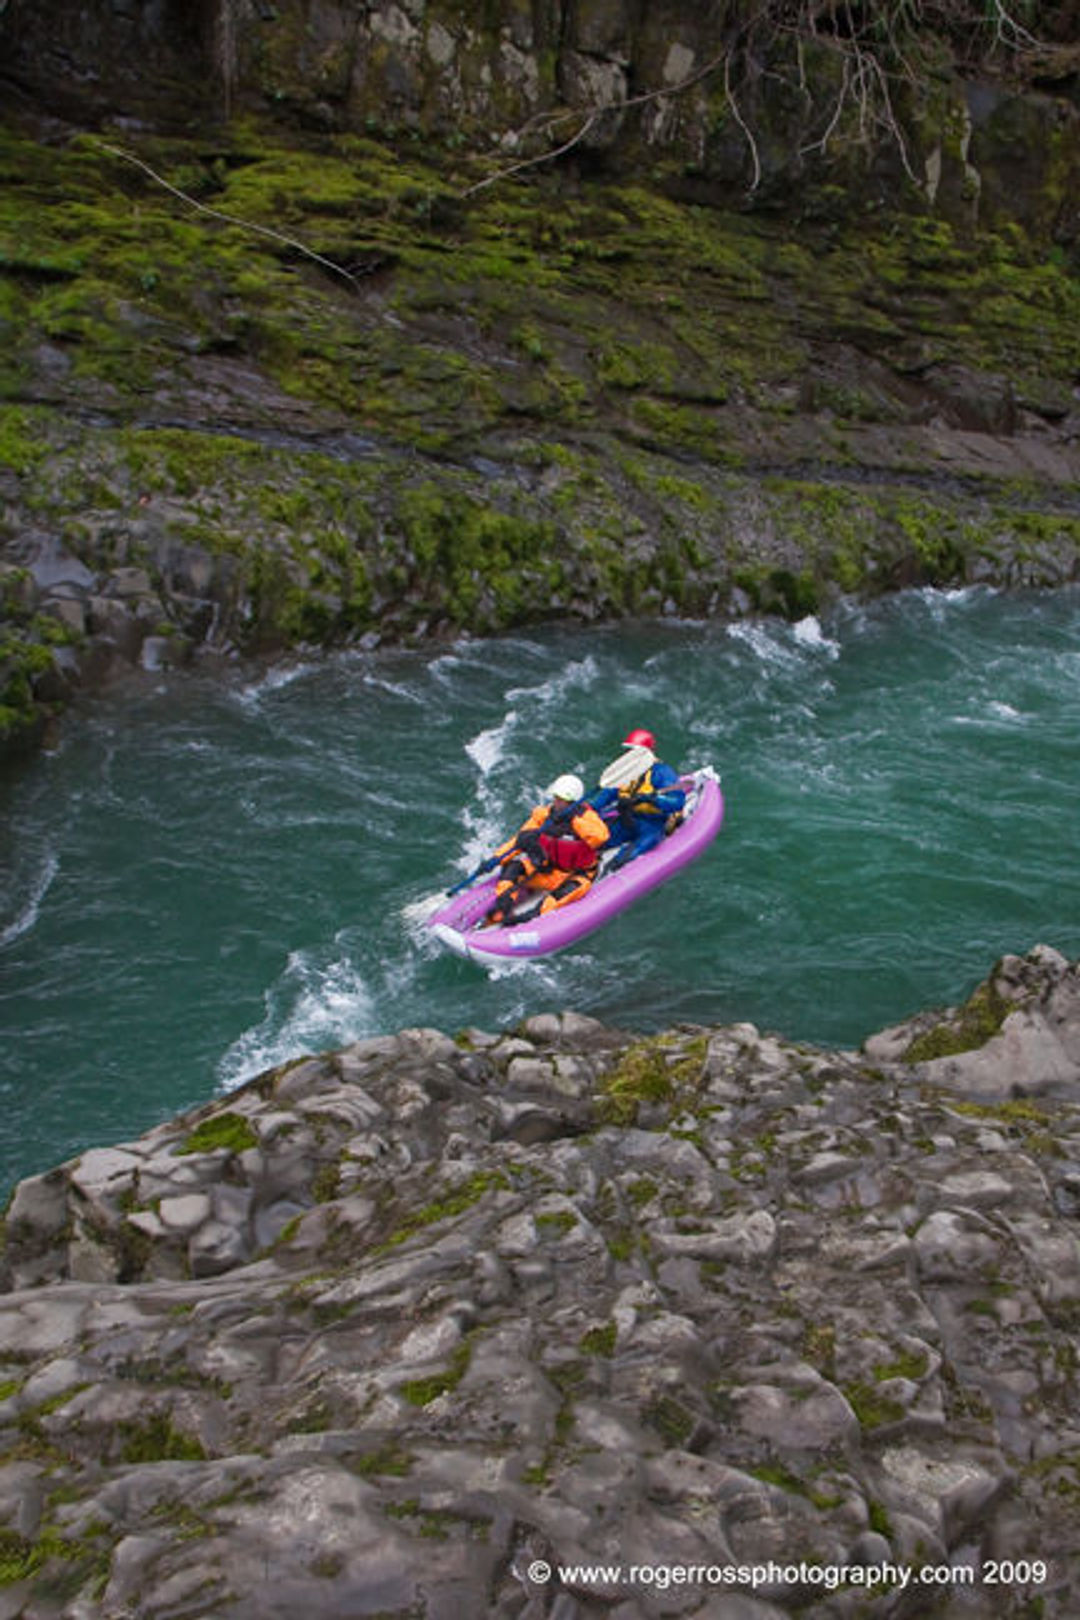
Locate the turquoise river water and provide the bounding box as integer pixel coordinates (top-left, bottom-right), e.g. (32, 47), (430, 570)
(1, 584), (1078, 1198)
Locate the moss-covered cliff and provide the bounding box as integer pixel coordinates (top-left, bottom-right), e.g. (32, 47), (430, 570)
(2, 2), (1080, 754)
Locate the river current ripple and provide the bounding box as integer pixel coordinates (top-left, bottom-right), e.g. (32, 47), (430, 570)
(1, 585), (1077, 1195)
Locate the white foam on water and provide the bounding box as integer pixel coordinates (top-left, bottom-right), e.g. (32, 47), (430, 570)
(458, 659), (604, 882)
(233, 662), (316, 708)
(951, 700), (1028, 728)
(915, 584), (990, 624)
(216, 948), (374, 1092)
(400, 891), (449, 932)
(507, 653), (600, 712)
(726, 619), (801, 668)
(427, 650), (466, 682)
(477, 952), (568, 991)
(360, 672), (429, 705)
(793, 615), (840, 658)
(1, 851), (59, 950)
(463, 654), (603, 789)
(465, 712), (517, 776)
(459, 714), (523, 874)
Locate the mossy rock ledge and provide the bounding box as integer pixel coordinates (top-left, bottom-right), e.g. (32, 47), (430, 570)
(1, 945), (1079, 1616)
(3, 7), (1080, 756)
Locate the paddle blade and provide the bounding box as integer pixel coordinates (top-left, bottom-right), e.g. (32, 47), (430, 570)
(599, 745), (656, 790)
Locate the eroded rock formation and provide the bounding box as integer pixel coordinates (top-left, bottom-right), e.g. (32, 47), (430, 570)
(1, 946), (1079, 1615)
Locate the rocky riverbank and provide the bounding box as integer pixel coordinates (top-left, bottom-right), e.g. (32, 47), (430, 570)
(1, 944), (1079, 1617)
(4, 0), (1080, 757)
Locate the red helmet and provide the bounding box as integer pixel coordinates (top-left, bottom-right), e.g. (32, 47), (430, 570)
(623, 728), (656, 751)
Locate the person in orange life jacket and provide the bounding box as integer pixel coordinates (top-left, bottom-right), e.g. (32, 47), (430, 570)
(483, 773), (610, 927)
(591, 727), (686, 871)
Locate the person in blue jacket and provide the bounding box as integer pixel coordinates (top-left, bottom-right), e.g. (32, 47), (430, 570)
(592, 727), (686, 870)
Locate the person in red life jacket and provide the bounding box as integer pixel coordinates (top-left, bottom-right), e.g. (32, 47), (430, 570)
(591, 727), (686, 870)
(483, 773), (610, 927)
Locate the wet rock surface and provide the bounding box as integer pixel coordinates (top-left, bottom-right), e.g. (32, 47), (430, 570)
(1, 948), (1079, 1616)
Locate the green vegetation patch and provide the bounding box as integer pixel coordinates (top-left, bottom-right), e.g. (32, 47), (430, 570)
(352, 1444), (414, 1478)
(5, 119), (1080, 457)
(579, 1321), (617, 1357)
(945, 1095), (1061, 1157)
(399, 1340), (472, 1408)
(903, 979), (1010, 1063)
(844, 1379), (907, 1431)
(396, 483), (565, 629)
(4, 113), (1080, 739)
(176, 1110), (258, 1157)
(751, 1459), (810, 1496)
(644, 1393), (696, 1447)
(599, 1035), (706, 1127)
(382, 1500), (483, 1541)
(118, 1412), (208, 1463)
(873, 1347), (930, 1382)
(0, 1524), (112, 1596)
(378, 1170), (510, 1252)
(0, 406), (52, 474)
(0, 1527), (42, 1584)
(948, 1096), (1051, 1127)
(310, 1162), (343, 1204)
(802, 1322), (837, 1381)
(0, 553), (81, 757)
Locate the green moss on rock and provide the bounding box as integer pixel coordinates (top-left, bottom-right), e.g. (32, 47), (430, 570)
(118, 1413), (207, 1464)
(176, 1111), (258, 1157)
(903, 980), (1010, 1063)
(3, 108), (1080, 750)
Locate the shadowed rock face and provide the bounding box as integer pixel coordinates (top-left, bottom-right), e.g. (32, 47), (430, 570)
(1, 947), (1079, 1616)
(4, 0), (1080, 220)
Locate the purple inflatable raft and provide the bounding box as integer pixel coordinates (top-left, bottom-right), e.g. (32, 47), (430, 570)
(426, 767), (724, 962)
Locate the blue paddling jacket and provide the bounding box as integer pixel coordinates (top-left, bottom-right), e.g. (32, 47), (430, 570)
(592, 761), (686, 847)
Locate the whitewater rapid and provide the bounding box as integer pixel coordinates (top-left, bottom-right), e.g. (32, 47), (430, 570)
(1, 585), (1077, 1193)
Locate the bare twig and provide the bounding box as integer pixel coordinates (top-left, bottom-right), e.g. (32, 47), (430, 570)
(89, 138), (362, 290)
(460, 112), (600, 197)
(460, 50), (731, 198)
(724, 51), (763, 192)
(799, 53), (852, 160)
(983, 0), (1041, 51)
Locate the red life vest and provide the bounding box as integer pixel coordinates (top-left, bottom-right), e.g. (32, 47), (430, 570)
(539, 833), (598, 870)
(538, 801), (605, 871)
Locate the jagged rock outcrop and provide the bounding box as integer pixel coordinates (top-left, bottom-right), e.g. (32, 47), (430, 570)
(2, 946), (1079, 1616)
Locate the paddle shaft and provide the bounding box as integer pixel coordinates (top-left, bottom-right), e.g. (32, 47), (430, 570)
(446, 859), (497, 896)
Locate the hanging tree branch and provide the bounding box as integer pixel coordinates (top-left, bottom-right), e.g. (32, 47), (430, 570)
(724, 49), (762, 193)
(459, 0), (1049, 200)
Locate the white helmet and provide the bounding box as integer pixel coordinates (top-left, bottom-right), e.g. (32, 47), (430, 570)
(548, 772), (584, 802)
